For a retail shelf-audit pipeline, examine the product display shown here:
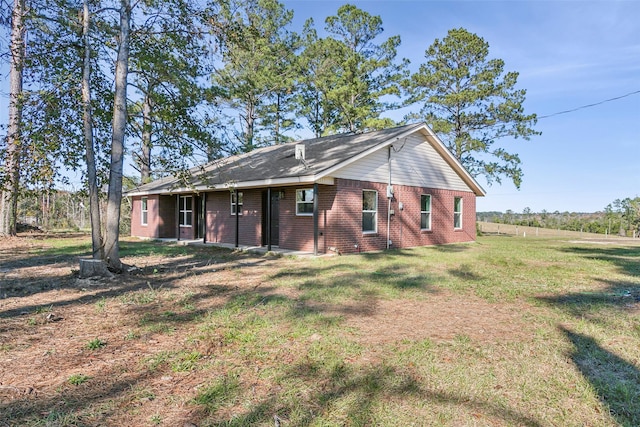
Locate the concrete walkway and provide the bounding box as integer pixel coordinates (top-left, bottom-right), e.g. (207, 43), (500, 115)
(166, 238), (326, 257)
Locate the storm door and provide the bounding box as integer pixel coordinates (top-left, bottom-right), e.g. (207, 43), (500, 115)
(196, 195), (205, 239)
(262, 191), (280, 246)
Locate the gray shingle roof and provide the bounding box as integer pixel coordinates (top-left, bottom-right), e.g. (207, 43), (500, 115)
(128, 123), (426, 195)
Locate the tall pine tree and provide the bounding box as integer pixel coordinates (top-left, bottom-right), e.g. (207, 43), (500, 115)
(129, 0), (218, 183)
(322, 4), (407, 133)
(1, 0), (25, 236)
(212, 0), (299, 152)
(407, 28), (539, 188)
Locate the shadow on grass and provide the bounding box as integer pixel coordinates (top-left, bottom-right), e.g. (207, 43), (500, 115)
(539, 243), (640, 425)
(537, 271), (640, 333)
(0, 238), (196, 303)
(196, 361), (543, 426)
(0, 239), (271, 318)
(561, 326), (640, 426)
(537, 243), (640, 320)
(0, 365), (147, 425)
(0, 242), (92, 269)
(0, 235), (228, 272)
(0, 280), (294, 425)
(0, 236), (471, 425)
(559, 245), (640, 277)
(432, 243), (475, 252)
(538, 279), (640, 319)
(271, 262), (443, 297)
(448, 263), (484, 281)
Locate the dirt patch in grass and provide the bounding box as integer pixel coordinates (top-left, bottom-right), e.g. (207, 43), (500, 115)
(342, 295), (534, 345)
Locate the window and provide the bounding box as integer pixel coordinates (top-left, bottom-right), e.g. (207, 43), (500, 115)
(141, 197), (148, 226)
(179, 195), (192, 227)
(231, 191), (243, 215)
(362, 190), (378, 233)
(454, 197), (462, 229)
(421, 194), (431, 230)
(296, 189), (314, 216)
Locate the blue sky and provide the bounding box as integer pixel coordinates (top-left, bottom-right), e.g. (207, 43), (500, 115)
(282, 0), (640, 213)
(1, 0), (638, 213)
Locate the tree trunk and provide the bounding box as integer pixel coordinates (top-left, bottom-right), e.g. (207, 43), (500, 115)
(103, 0), (130, 272)
(140, 91), (152, 183)
(274, 93), (280, 144)
(79, 258), (113, 278)
(314, 91), (321, 138)
(245, 102), (255, 152)
(1, 0), (25, 236)
(82, 0), (103, 259)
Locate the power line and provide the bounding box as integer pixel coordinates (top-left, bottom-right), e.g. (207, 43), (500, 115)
(539, 90), (640, 119)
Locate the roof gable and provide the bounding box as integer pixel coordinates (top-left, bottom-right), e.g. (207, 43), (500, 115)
(332, 133), (472, 192)
(127, 123), (485, 196)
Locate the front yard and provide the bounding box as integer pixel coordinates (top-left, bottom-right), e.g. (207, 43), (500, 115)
(1, 233), (639, 426)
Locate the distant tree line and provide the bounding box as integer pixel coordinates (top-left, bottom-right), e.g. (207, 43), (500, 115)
(478, 197), (640, 237)
(16, 180), (135, 234)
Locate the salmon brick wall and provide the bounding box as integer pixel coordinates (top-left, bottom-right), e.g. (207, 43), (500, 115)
(132, 179), (477, 254)
(205, 189), (262, 246)
(323, 179), (476, 254)
(131, 195), (176, 239)
(278, 185), (337, 253)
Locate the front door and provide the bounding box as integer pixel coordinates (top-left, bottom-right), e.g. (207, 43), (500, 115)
(262, 191), (279, 246)
(196, 195), (205, 239)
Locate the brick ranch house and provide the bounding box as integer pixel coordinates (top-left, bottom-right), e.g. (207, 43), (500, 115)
(127, 123), (485, 255)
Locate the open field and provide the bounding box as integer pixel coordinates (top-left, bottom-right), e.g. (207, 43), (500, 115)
(478, 221), (638, 240)
(1, 232), (639, 426)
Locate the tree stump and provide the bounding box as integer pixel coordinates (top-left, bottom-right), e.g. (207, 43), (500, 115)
(79, 258), (113, 278)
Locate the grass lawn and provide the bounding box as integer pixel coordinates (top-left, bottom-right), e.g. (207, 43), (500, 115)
(0, 233), (639, 426)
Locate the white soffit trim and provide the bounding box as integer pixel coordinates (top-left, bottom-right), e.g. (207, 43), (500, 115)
(126, 176), (335, 197)
(207, 175), (335, 190)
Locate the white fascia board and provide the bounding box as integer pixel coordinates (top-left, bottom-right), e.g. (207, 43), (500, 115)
(205, 175), (334, 190)
(126, 188), (194, 197)
(126, 176), (335, 197)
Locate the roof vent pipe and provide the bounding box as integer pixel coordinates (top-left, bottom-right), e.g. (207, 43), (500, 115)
(295, 144), (305, 160)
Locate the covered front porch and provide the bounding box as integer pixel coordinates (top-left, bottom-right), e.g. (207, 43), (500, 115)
(131, 179), (335, 256)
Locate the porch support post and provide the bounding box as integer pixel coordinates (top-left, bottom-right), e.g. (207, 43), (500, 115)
(234, 188), (239, 248)
(313, 183), (318, 256)
(202, 192), (207, 244)
(266, 187), (272, 251)
(176, 194), (180, 241)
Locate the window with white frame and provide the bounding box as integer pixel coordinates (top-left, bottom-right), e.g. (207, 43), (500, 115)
(141, 197), (148, 226)
(362, 190), (378, 233)
(231, 191), (243, 215)
(296, 189), (314, 216)
(421, 194), (431, 230)
(454, 197), (462, 229)
(179, 195), (193, 227)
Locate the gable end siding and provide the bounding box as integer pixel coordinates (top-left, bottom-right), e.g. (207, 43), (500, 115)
(331, 134), (471, 192)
